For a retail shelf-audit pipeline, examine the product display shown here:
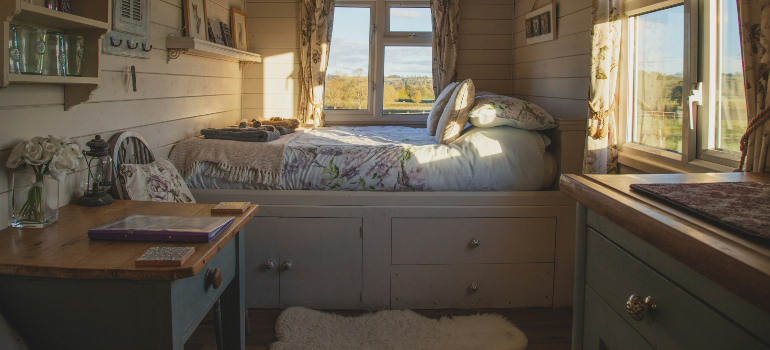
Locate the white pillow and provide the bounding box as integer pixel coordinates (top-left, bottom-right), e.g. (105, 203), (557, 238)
(435, 79), (476, 145)
(468, 94), (557, 130)
(119, 159), (196, 203)
(426, 82), (459, 136)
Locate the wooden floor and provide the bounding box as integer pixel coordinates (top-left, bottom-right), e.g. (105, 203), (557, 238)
(185, 308), (572, 350)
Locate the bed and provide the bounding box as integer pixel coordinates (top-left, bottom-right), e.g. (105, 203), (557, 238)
(178, 118), (586, 311)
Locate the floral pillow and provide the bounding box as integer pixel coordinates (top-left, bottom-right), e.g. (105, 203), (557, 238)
(468, 94), (557, 130)
(119, 159), (195, 203)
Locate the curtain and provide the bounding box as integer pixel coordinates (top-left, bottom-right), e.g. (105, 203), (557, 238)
(430, 0), (460, 96)
(298, 0), (335, 127)
(736, 0), (770, 172)
(583, 0), (622, 174)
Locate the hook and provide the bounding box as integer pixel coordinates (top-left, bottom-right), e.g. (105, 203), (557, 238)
(126, 40), (139, 50)
(141, 43), (152, 52)
(110, 37), (123, 47)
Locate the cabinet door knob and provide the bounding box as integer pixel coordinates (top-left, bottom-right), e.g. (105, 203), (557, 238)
(205, 268), (222, 289)
(283, 261), (293, 270)
(470, 238), (480, 247)
(627, 294), (656, 321)
(469, 283), (479, 292)
(265, 260), (275, 269)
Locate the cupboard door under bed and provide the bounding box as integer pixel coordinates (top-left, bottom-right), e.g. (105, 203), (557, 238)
(279, 218), (363, 309)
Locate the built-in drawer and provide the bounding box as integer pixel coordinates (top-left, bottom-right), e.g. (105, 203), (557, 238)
(583, 285), (654, 350)
(585, 228), (768, 350)
(172, 237), (237, 341)
(392, 218), (556, 264)
(391, 263), (553, 309)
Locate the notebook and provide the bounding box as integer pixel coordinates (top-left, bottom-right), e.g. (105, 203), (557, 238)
(88, 215), (235, 242)
(135, 246), (195, 266)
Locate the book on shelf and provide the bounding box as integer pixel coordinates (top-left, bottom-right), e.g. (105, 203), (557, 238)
(135, 246), (195, 266)
(88, 215), (235, 243)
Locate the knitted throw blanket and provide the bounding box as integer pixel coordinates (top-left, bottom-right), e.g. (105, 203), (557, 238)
(169, 130), (304, 186)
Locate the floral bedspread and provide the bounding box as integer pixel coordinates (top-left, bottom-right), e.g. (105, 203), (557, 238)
(186, 126), (556, 191)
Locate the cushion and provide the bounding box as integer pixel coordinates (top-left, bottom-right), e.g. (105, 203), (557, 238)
(435, 79), (476, 145)
(426, 82), (459, 136)
(119, 159), (196, 203)
(468, 94), (557, 130)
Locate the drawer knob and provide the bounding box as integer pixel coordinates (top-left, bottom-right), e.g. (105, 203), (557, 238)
(205, 268), (223, 289)
(470, 238), (480, 248)
(627, 294), (656, 321)
(469, 283), (479, 292)
(284, 261), (293, 270)
(265, 260), (275, 269)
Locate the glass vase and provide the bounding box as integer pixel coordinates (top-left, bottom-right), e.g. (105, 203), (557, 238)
(11, 170), (59, 228)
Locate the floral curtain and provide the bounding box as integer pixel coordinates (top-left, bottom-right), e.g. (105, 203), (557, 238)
(736, 0), (770, 172)
(430, 0), (460, 96)
(583, 0), (622, 174)
(299, 0), (335, 127)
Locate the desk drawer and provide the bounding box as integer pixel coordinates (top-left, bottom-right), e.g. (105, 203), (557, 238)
(585, 229), (767, 350)
(391, 263), (553, 309)
(392, 218), (556, 264)
(172, 237), (237, 340)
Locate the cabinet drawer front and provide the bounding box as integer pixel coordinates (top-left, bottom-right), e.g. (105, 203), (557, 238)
(172, 237), (237, 341)
(583, 285), (654, 350)
(586, 229), (768, 350)
(392, 218), (556, 265)
(391, 263), (553, 309)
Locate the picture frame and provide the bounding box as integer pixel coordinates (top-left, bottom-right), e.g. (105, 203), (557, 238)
(532, 16), (540, 36)
(540, 12), (551, 34)
(525, 18), (533, 38)
(208, 19), (225, 45)
(525, 4), (556, 45)
(183, 0), (208, 41)
(230, 8), (249, 51)
(221, 23), (234, 47)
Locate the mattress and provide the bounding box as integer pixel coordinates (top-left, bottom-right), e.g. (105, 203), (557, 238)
(186, 126), (557, 191)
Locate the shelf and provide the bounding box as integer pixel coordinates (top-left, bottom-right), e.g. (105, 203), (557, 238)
(9, 74), (100, 85)
(165, 37), (261, 69)
(13, 3), (109, 30)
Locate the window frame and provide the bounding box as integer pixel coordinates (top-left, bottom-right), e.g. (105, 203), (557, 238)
(618, 0), (742, 172)
(324, 0), (433, 126)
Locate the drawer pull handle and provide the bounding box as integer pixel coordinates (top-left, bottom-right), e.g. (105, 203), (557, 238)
(627, 294), (656, 321)
(265, 260), (275, 269)
(284, 261), (293, 270)
(470, 238), (480, 248)
(205, 268), (223, 289)
(469, 283), (479, 292)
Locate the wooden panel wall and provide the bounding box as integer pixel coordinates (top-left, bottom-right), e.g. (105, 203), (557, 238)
(0, 0), (246, 229)
(243, 0), (300, 121)
(511, 0), (591, 119)
(457, 0), (514, 95)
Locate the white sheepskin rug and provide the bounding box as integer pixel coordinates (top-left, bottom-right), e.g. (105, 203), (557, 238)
(270, 307), (528, 350)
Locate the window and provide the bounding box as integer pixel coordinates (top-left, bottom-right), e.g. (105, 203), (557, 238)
(620, 0), (747, 171)
(324, 1), (433, 124)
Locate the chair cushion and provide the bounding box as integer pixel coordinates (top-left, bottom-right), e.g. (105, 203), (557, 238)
(426, 82), (459, 136)
(119, 159), (196, 203)
(435, 79), (475, 145)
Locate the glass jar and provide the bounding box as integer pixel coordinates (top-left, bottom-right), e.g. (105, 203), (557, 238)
(61, 34), (85, 76)
(16, 27), (47, 75)
(8, 25), (20, 74)
(11, 170), (59, 228)
(42, 32), (63, 76)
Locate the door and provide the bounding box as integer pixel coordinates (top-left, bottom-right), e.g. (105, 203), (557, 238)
(279, 218), (363, 309)
(244, 217), (280, 308)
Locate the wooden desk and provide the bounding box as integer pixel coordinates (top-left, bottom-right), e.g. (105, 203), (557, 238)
(0, 200), (258, 350)
(561, 173), (770, 350)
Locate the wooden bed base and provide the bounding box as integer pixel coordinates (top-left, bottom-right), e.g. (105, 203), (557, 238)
(190, 119), (586, 310)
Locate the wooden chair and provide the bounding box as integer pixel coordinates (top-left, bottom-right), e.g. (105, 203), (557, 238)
(108, 131), (229, 350)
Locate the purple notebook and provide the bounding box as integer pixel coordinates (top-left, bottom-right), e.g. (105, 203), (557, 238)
(88, 215), (235, 243)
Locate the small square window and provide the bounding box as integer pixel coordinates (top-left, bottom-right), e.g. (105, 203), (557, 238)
(382, 46), (433, 115)
(389, 7), (431, 32)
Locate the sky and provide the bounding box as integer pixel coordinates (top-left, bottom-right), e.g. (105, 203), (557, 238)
(326, 7), (433, 77)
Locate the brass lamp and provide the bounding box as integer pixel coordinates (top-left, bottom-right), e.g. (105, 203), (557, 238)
(76, 135), (114, 206)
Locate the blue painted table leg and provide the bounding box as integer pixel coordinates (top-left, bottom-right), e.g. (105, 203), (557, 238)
(221, 231), (246, 349)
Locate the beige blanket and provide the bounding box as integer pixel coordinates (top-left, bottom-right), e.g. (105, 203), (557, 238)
(169, 130), (304, 186)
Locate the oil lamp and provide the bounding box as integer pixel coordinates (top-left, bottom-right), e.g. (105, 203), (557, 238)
(76, 135), (114, 206)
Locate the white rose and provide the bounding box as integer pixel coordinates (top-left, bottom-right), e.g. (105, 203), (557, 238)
(23, 140), (50, 166)
(48, 135), (66, 146)
(6, 141), (28, 169)
(49, 148), (79, 181)
(42, 139), (60, 160)
(64, 142), (82, 160)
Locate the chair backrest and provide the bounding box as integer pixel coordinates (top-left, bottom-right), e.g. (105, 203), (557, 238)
(109, 131), (156, 200)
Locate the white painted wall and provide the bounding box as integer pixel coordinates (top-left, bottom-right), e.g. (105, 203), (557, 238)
(0, 0), (247, 229)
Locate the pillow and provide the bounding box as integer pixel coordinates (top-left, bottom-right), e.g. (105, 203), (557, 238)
(468, 94), (557, 130)
(119, 159), (196, 203)
(435, 79), (475, 145)
(426, 82), (459, 136)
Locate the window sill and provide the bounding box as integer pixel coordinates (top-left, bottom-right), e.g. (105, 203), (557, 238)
(618, 144), (735, 174)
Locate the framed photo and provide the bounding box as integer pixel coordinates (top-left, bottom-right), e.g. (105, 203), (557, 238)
(208, 19), (225, 45)
(183, 0), (208, 41)
(230, 8), (250, 51)
(540, 12), (551, 34)
(525, 18), (533, 38)
(221, 23), (234, 47)
(532, 16), (541, 36)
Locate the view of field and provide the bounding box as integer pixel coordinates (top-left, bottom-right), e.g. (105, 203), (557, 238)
(323, 70), (435, 114)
